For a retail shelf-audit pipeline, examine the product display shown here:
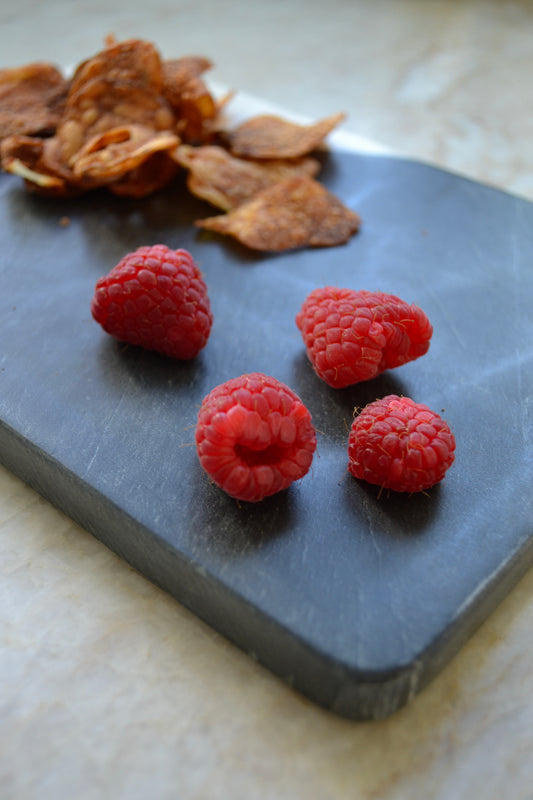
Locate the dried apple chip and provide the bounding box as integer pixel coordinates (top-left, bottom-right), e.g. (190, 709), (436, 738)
(69, 38), (164, 101)
(162, 56), (212, 104)
(175, 77), (217, 143)
(225, 112), (346, 159)
(196, 175), (360, 251)
(162, 57), (217, 143)
(0, 39), (360, 254)
(0, 62), (68, 140)
(71, 124), (179, 181)
(0, 134), (74, 195)
(109, 151), (179, 197)
(56, 38), (175, 167)
(173, 143), (321, 210)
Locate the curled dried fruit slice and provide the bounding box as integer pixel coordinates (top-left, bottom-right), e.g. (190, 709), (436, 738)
(174, 143), (320, 210)
(0, 134), (76, 195)
(196, 175), (360, 251)
(162, 56), (213, 101)
(0, 62), (68, 140)
(108, 151), (179, 197)
(58, 39), (175, 165)
(162, 56), (217, 144)
(71, 124), (179, 181)
(225, 111), (346, 159)
(1, 39), (183, 195)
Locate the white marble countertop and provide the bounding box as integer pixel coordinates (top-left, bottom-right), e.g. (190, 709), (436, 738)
(2, 2), (533, 798)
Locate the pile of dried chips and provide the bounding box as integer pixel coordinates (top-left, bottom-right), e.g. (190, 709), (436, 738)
(0, 37), (360, 251)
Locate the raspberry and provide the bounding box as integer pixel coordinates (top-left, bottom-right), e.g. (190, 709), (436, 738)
(348, 395), (455, 493)
(91, 244), (213, 359)
(195, 373), (317, 502)
(295, 287), (433, 388)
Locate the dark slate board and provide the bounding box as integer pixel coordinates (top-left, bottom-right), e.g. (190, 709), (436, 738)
(1, 150), (533, 721)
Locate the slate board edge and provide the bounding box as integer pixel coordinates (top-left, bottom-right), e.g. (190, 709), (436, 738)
(3, 150), (533, 721)
(3, 417), (533, 721)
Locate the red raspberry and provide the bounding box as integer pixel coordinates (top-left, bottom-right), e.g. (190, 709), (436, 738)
(91, 244), (213, 359)
(295, 287), (433, 388)
(195, 373), (317, 502)
(348, 395), (455, 493)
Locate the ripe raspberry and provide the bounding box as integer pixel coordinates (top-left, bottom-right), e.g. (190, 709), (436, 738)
(295, 287), (433, 388)
(91, 244), (213, 359)
(348, 395), (455, 493)
(195, 373), (317, 502)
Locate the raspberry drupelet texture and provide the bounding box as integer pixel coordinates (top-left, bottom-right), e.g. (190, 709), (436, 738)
(295, 287), (433, 389)
(348, 395), (455, 493)
(195, 373), (317, 502)
(91, 244), (213, 359)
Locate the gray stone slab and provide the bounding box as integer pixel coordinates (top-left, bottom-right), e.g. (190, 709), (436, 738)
(1, 150), (533, 720)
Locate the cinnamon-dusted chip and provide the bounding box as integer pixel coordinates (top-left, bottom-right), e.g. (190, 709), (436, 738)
(3, 39), (182, 194)
(174, 143), (321, 210)
(72, 124), (179, 181)
(196, 175), (360, 251)
(69, 38), (164, 100)
(162, 56), (213, 104)
(162, 57), (216, 143)
(176, 77), (217, 143)
(57, 39), (175, 167)
(0, 135), (73, 195)
(0, 40), (359, 253)
(225, 112), (346, 159)
(109, 151), (179, 197)
(0, 63), (68, 140)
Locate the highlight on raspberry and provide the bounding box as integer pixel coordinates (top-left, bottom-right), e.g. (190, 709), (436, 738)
(195, 373), (317, 503)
